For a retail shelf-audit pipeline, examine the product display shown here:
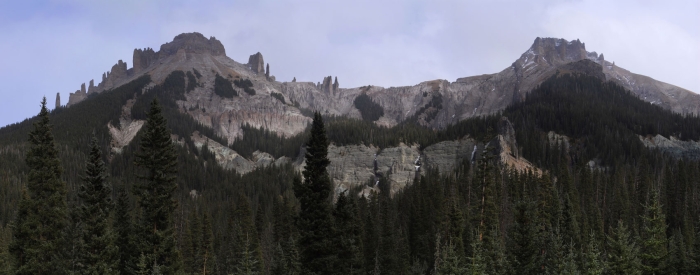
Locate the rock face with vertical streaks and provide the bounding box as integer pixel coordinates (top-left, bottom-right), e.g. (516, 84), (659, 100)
(248, 52), (265, 74)
(55, 33), (700, 192)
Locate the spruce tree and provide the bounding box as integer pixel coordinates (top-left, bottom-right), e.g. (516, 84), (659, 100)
(115, 188), (137, 275)
(333, 191), (363, 274)
(582, 232), (605, 275)
(133, 98), (181, 274)
(434, 239), (467, 275)
(293, 112), (336, 274)
(509, 200), (539, 275)
(607, 220), (642, 275)
(229, 193), (263, 273)
(10, 97), (69, 274)
(184, 211), (203, 273)
(640, 191), (667, 275)
(236, 233), (261, 275)
(0, 225), (13, 275)
(692, 223), (700, 274)
(76, 135), (117, 274)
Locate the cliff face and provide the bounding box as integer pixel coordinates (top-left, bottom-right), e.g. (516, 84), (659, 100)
(66, 34), (700, 126)
(59, 33), (700, 193)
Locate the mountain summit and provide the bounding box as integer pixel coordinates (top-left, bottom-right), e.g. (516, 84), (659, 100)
(62, 33), (700, 144)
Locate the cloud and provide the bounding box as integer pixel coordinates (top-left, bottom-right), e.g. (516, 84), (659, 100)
(0, 0), (698, 127)
(541, 0), (700, 91)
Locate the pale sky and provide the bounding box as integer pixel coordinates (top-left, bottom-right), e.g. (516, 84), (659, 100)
(1, 0), (698, 127)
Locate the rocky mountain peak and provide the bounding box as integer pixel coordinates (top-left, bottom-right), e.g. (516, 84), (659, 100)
(516, 37), (589, 68)
(159, 32), (226, 57)
(248, 52), (265, 74)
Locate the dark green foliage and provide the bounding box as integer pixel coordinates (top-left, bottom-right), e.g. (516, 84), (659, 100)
(184, 210), (215, 274)
(434, 237), (467, 275)
(333, 192), (363, 274)
(10, 98), (69, 274)
(225, 193), (263, 274)
(294, 112), (336, 274)
(230, 123), (309, 159)
(271, 92), (286, 104)
(234, 78), (256, 95)
(607, 220), (642, 275)
(114, 188), (137, 275)
(640, 191), (667, 274)
(411, 92), (442, 122)
(508, 200), (539, 275)
(505, 72), (700, 165)
(0, 225), (13, 274)
(133, 99), (181, 274)
(214, 74), (238, 98)
(353, 93), (384, 122)
(76, 135), (117, 274)
(4, 57), (700, 274)
(186, 71), (198, 92)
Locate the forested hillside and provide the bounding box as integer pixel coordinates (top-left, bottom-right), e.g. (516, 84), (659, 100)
(0, 69), (699, 274)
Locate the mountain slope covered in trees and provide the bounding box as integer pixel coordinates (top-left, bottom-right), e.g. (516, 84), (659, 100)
(0, 62), (699, 274)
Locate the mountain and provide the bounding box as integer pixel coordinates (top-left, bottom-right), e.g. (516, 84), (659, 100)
(3, 33), (700, 274)
(17, 32), (692, 192)
(63, 34), (700, 141)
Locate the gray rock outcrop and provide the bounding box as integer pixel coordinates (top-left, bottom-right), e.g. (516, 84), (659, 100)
(159, 32), (225, 56)
(67, 88), (86, 107)
(320, 76), (338, 95)
(88, 80), (95, 94)
(496, 116), (518, 159)
(248, 52), (265, 74)
(55, 93), (60, 108)
(133, 47), (158, 74)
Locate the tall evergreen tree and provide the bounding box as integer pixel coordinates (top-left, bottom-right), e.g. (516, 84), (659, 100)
(333, 191), (363, 274)
(607, 220), (642, 275)
(434, 236), (467, 275)
(115, 188), (137, 275)
(227, 194), (263, 274)
(640, 191), (667, 275)
(582, 232), (605, 275)
(133, 98), (181, 274)
(293, 112), (336, 274)
(509, 200), (539, 275)
(10, 97), (69, 274)
(76, 135), (117, 274)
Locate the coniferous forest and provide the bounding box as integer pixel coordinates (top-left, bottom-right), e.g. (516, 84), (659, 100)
(0, 70), (700, 274)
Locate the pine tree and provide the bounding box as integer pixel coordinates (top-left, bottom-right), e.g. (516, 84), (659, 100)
(509, 200), (539, 275)
(434, 239), (467, 275)
(236, 233), (260, 275)
(232, 193), (263, 272)
(665, 230), (692, 275)
(466, 233), (487, 275)
(200, 213), (216, 274)
(133, 98), (181, 274)
(582, 232), (605, 275)
(333, 191), (363, 274)
(10, 97), (69, 274)
(692, 222), (700, 274)
(293, 112), (336, 274)
(115, 188), (137, 275)
(0, 225), (13, 275)
(184, 211), (203, 273)
(76, 135), (118, 274)
(607, 220), (642, 275)
(559, 244), (579, 275)
(640, 190), (667, 275)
